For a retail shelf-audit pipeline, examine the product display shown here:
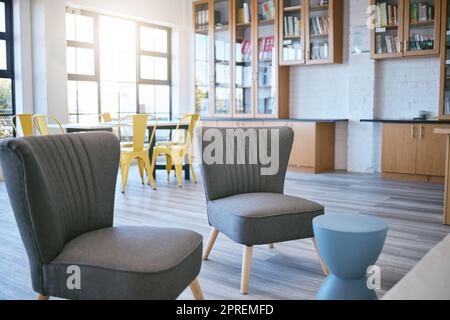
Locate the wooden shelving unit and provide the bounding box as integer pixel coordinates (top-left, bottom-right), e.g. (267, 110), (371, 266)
(279, 0), (343, 66)
(371, 0), (441, 60)
(439, 0), (450, 119)
(193, 0), (289, 119)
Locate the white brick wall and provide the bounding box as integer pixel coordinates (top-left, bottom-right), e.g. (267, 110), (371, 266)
(289, 0), (441, 173)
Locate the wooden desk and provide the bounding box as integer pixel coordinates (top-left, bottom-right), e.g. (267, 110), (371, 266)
(54, 121), (191, 181)
(434, 128), (450, 225)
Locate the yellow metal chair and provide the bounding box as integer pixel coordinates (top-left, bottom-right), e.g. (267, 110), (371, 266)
(151, 114), (200, 188)
(99, 113), (113, 123)
(11, 114), (34, 137)
(33, 115), (65, 136)
(119, 114), (157, 193)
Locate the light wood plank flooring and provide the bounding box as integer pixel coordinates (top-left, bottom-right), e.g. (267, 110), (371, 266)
(0, 168), (449, 300)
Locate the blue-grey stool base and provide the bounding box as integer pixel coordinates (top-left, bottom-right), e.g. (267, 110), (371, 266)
(317, 275), (377, 301)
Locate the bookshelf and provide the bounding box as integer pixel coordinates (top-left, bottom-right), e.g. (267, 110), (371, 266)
(193, 0), (289, 119)
(371, 0), (441, 60)
(439, 0), (450, 119)
(279, 0), (343, 66)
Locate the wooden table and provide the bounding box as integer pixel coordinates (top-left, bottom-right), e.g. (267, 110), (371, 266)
(434, 128), (450, 225)
(54, 121), (191, 180)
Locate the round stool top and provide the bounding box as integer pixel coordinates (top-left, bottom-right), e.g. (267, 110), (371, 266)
(313, 214), (388, 234)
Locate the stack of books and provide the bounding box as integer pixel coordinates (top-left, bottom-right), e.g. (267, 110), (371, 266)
(410, 2), (434, 23)
(310, 16), (329, 35)
(237, 2), (251, 24)
(409, 33), (434, 51)
(258, 36), (275, 61)
(375, 2), (398, 28)
(376, 34), (400, 54)
(283, 40), (303, 61)
(195, 8), (209, 31)
(283, 15), (301, 38)
(258, 0), (275, 21)
(310, 42), (329, 60)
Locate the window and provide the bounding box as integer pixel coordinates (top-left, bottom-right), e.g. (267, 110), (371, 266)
(0, 0), (14, 138)
(66, 8), (172, 123)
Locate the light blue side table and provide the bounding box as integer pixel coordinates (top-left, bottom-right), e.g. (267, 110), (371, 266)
(313, 214), (388, 300)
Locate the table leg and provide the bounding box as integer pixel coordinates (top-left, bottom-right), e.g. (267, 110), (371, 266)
(444, 136), (450, 225)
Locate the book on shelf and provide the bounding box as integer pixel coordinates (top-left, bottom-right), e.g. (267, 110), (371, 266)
(310, 16), (329, 35)
(409, 33), (434, 51)
(196, 9), (209, 30)
(237, 3), (251, 24)
(283, 39), (303, 61)
(240, 39), (252, 62)
(284, 15), (301, 37)
(258, 36), (275, 61)
(410, 2), (434, 23)
(310, 42), (328, 60)
(376, 34), (400, 54)
(375, 2), (398, 28)
(259, 0), (275, 21)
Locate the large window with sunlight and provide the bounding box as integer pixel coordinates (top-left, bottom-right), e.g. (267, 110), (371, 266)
(66, 8), (171, 123)
(0, 0), (14, 138)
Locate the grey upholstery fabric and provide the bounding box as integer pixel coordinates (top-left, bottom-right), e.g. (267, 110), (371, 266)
(0, 132), (202, 299)
(208, 193), (324, 245)
(199, 127), (325, 246)
(45, 226), (202, 300)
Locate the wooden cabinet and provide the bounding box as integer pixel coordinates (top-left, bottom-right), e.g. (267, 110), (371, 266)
(439, 0), (450, 119)
(382, 123), (448, 182)
(370, 0), (441, 60)
(193, 0), (289, 119)
(288, 122), (335, 173)
(279, 0), (343, 66)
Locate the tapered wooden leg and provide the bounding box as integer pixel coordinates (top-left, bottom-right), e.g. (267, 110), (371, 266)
(37, 294), (49, 300)
(241, 246), (253, 295)
(312, 238), (330, 276)
(269, 243), (274, 249)
(190, 278), (204, 300)
(203, 228), (219, 260)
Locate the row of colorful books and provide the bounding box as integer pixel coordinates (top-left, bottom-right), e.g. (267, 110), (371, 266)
(375, 2), (398, 28)
(195, 9), (209, 30)
(375, 34), (400, 54)
(237, 2), (251, 24)
(409, 33), (434, 51)
(410, 2), (434, 23)
(258, 36), (275, 61)
(310, 42), (329, 60)
(283, 15), (301, 38)
(310, 16), (329, 35)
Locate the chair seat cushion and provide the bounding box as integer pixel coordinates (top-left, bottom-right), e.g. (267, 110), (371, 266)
(208, 193), (324, 246)
(43, 226), (203, 300)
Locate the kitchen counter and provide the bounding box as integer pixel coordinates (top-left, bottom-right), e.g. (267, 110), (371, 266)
(360, 119), (450, 124)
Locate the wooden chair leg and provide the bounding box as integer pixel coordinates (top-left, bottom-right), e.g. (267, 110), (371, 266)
(241, 246), (253, 295)
(312, 238), (330, 276)
(203, 228), (219, 260)
(190, 278), (204, 300)
(37, 294), (49, 300)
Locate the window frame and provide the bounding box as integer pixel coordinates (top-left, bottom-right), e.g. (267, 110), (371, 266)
(66, 7), (173, 122)
(0, 0), (15, 119)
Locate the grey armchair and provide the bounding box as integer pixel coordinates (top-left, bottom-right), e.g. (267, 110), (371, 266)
(199, 127), (328, 294)
(0, 132), (203, 300)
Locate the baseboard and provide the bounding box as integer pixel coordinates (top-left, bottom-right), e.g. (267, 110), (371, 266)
(382, 172), (444, 185)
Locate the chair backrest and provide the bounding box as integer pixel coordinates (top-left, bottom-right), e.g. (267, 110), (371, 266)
(173, 114), (200, 149)
(199, 126), (294, 201)
(12, 114), (34, 137)
(119, 114), (155, 151)
(33, 115), (65, 136)
(100, 113), (112, 123)
(0, 132), (120, 292)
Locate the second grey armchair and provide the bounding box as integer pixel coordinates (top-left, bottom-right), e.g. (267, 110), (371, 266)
(0, 132), (203, 300)
(199, 126), (328, 294)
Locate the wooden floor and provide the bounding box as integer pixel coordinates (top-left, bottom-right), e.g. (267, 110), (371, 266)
(1, 167), (449, 300)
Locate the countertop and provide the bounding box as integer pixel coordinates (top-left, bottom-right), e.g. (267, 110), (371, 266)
(360, 119), (450, 124)
(201, 118), (349, 123)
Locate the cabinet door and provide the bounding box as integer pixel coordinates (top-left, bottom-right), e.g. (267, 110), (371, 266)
(416, 125), (448, 177)
(370, 0), (404, 59)
(280, 0), (305, 65)
(382, 124), (417, 174)
(290, 123), (315, 168)
(213, 0), (233, 115)
(403, 0), (441, 57)
(234, 0), (255, 116)
(194, 1), (213, 115)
